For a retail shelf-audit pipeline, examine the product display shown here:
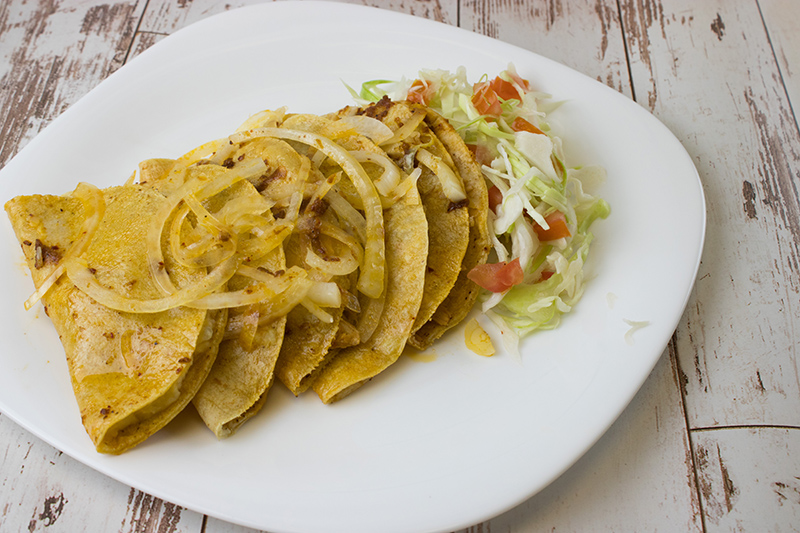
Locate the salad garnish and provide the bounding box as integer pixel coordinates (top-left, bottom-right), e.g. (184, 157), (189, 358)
(349, 65), (610, 356)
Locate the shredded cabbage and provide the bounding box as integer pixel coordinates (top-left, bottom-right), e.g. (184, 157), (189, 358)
(354, 65), (610, 351)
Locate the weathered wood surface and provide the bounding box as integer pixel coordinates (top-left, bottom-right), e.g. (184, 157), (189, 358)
(1, 0), (798, 531)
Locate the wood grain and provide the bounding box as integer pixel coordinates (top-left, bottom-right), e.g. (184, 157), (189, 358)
(0, 415), (204, 532)
(0, 0), (144, 167)
(693, 427), (800, 532)
(461, 0), (632, 96)
(456, 349), (703, 533)
(619, 0), (800, 429)
(1, 0), (799, 532)
(759, 0), (800, 112)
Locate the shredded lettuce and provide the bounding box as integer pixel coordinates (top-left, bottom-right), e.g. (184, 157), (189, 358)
(353, 65), (610, 352)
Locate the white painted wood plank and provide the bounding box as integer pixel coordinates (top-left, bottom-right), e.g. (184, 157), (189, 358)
(0, 414), (204, 532)
(621, 0), (800, 428)
(460, 0), (632, 97)
(759, 0), (800, 111)
(693, 427), (800, 532)
(137, 0), (457, 35)
(0, 0), (145, 166)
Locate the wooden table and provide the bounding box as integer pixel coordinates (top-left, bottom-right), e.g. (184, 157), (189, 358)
(1, 1), (798, 531)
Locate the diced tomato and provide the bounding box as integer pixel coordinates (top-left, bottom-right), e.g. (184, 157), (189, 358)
(490, 77), (522, 101)
(511, 116), (545, 135)
(533, 211), (571, 241)
(467, 258), (524, 293)
(471, 76), (527, 117)
(487, 185), (503, 213)
(406, 79), (435, 105)
(540, 270), (554, 281)
(507, 71), (531, 92)
(466, 143), (494, 167)
(471, 81), (502, 116)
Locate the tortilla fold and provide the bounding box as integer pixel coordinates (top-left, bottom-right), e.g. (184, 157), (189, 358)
(5, 186), (225, 454)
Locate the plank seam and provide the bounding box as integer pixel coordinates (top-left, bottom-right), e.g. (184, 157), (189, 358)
(692, 424), (800, 432)
(756, 0), (800, 136)
(671, 335), (708, 533)
(122, 0), (152, 66)
(615, 0), (637, 102)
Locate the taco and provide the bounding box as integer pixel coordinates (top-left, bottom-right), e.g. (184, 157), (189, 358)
(338, 98), (489, 349)
(312, 180), (427, 403)
(5, 185), (226, 453)
(139, 160), (292, 438)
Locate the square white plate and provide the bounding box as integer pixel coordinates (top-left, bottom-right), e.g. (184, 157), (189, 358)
(0, 3), (705, 532)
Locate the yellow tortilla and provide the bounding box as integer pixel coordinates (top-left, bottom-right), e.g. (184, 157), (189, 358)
(410, 109), (490, 348)
(369, 101), (470, 336)
(189, 179), (288, 438)
(5, 186), (224, 454)
(312, 184), (427, 403)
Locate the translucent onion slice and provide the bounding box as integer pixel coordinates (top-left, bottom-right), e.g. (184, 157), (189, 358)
(223, 275), (314, 338)
(416, 148), (467, 202)
(381, 167), (422, 207)
(215, 195), (273, 228)
(188, 266), (307, 309)
(379, 107), (426, 146)
(24, 182), (106, 310)
(147, 159), (266, 295)
(306, 281), (342, 308)
(350, 150), (400, 197)
(300, 298), (334, 324)
(303, 219), (364, 276)
(326, 190), (367, 243)
(241, 222), (293, 262)
(236, 304), (260, 351)
(169, 204), (237, 268)
(158, 139), (232, 192)
(305, 171), (340, 214)
(337, 115), (394, 144)
(230, 128), (385, 299)
(66, 254), (239, 314)
(235, 107), (287, 132)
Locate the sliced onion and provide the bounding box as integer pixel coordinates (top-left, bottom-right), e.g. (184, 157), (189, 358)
(379, 107), (426, 146)
(236, 107), (287, 132)
(230, 128), (385, 299)
(300, 298), (334, 323)
(188, 266), (307, 309)
(350, 150), (400, 197)
(416, 148), (467, 202)
(382, 167), (422, 207)
(337, 115), (394, 144)
(303, 219), (363, 276)
(305, 171), (340, 214)
(66, 254), (239, 314)
(326, 190), (366, 243)
(236, 304), (260, 351)
(24, 182), (105, 310)
(306, 281), (342, 308)
(147, 159), (266, 295)
(223, 275), (313, 338)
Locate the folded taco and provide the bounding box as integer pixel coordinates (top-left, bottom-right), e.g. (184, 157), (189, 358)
(5, 185), (226, 453)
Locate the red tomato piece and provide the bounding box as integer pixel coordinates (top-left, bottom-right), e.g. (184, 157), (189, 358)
(487, 185), (503, 213)
(511, 116), (545, 135)
(540, 270), (554, 281)
(467, 258), (524, 293)
(407, 79), (435, 105)
(467, 143), (493, 167)
(507, 71), (531, 92)
(471, 81), (502, 116)
(490, 77), (522, 101)
(534, 211), (571, 241)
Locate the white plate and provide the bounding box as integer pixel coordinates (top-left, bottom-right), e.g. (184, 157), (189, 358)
(0, 3), (705, 532)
